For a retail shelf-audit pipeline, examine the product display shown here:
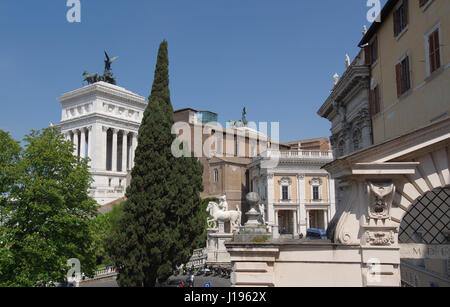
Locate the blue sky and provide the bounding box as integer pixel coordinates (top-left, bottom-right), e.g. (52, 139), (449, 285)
(0, 0), (386, 143)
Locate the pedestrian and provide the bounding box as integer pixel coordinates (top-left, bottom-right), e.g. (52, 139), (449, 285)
(189, 272), (195, 287)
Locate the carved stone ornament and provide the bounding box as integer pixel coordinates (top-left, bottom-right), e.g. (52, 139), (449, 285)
(367, 182), (395, 220)
(310, 178), (323, 186)
(365, 231), (395, 246)
(278, 177), (292, 185)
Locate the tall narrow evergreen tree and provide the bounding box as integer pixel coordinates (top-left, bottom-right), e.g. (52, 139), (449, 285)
(109, 41), (204, 287)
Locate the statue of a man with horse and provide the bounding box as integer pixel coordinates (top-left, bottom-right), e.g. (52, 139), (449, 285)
(206, 195), (242, 233)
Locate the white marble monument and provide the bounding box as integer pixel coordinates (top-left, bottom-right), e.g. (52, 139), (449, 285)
(206, 196), (242, 266)
(56, 81), (147, 206)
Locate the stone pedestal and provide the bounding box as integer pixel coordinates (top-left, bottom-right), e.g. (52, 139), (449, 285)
(233, 192), (270, 243)
(206, 228), (233, 266)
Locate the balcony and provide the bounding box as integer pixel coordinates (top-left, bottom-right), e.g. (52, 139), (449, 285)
(260, 150), (334, 160)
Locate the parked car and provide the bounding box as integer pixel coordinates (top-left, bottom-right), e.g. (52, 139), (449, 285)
(306, 228), (327, 240)
(204, 268), (212, 276)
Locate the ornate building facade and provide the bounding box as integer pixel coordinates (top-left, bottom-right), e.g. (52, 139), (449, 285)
(318, 50), (372, 159)
(248, 147), (335, 237)
(56, 81), (146, 205)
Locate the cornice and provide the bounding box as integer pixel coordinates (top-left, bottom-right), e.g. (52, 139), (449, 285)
(58, 82), (147, 107)
(318, 65), (370, 119)
(56, 113), (141, 130)
(323, 118), (450, 177)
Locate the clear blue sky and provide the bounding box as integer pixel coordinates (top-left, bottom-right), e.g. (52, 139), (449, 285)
(0, 0), (386, 143)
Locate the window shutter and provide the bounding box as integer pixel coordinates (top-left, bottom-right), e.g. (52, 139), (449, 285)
(434, 30), (441, 70)
(374, 86), (380, 114)
(396, 63), (402, 97)
(365, 45), (372, 65)
(429, 33), (436, 72)
(405, 56), (411, 91)
(403, 0), (409, 26)
(373, 36), (378, 62)
(369, 89), (375, 116)
(393, 10), (399, 36)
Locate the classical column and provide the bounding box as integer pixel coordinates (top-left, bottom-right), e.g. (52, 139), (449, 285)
(101, 126), (108, 171)
(112, 129), (118, 172)
(131, 133), (138, 168)
(328, 176), (336, 220)
(306, 210), (310, 230)
(73, 130), (79, 156)
(121, 130), (127, 172)
(359, 108), (372, 148)
(293, 210), (298, 238)
(323, 210), (328, 230)
(80, 128), (86, 158)
(272, 209), (280, 239)
(298, 175), (307, 235)
(267, 174), (275, 226)
(87, 126), (92, 163)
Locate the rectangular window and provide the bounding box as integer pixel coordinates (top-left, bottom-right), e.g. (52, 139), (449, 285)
(313, 187), (320, 201)
(282, 186), (289, 201)
(428, 29), (441, 74)
(365, 36), (378, 65)
(394, 0), (408, 37)
(214, 169), (219, 183)
(370, 85), (381, 116)
(396, 56), (411, 97)
(419, 0), (432, 8)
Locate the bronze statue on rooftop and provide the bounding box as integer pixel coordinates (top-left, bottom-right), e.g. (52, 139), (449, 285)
(83, 51), (119, 85)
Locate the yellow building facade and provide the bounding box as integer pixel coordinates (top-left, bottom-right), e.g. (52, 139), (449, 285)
(362, 0), (450, 144)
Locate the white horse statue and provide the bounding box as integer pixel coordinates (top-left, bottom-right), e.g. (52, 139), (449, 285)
(207, 201), (242, 233)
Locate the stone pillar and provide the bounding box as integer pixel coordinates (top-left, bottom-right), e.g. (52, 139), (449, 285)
(132, 133), (138, 168)
(293, 210), (298, 238)
(112, 129), (118, 172)
(329, 176), (336, 219)
(73, 130), (79, 156)
(267, 174), (275, 225)
(298, 175), (307, 235)
(323, 210), (328, 230)
(121, 130), (127, 172)
(306, 210), (310, 230)
(271, 209), (279, 239)
(80, 128), (86, 158)
(87, 126), (92, 163)
(361, 123), (372, 148)
(101, 126), (108, 171)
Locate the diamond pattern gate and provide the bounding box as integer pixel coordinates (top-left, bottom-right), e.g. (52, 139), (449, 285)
(399, 188), (450, 245)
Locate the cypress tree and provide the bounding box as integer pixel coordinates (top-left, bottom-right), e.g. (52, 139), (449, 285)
(109, 41), (204, 287)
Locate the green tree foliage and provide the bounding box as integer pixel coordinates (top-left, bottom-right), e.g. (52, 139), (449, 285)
(109, 41), (205, 287)
(91, 202), (124, 266)
(195, 197), (218, 249)
(0, 128), (98, 287)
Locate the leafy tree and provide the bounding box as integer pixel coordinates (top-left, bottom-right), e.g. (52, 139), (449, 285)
(91, 202), (124, 266)
(0, 128), (98, 286)
(195, 197), (218, 249)
(0, 130), (22, 282)
(109, 41), (205, 287)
